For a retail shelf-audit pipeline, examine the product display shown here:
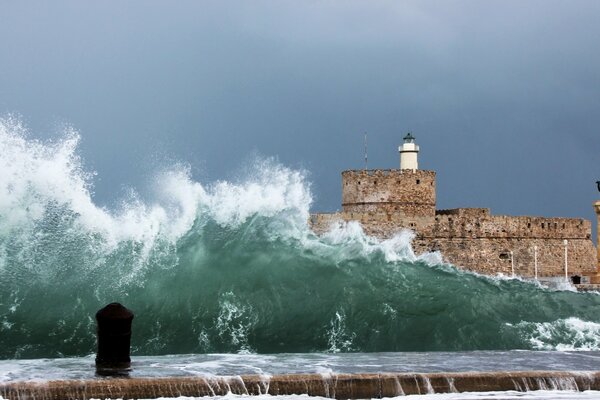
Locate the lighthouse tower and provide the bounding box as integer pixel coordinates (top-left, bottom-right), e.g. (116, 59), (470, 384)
(341, 131), (435, 217)
(399, 133), (419, 171)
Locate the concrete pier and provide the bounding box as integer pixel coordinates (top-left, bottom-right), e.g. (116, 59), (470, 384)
(1, 371), (600, 399)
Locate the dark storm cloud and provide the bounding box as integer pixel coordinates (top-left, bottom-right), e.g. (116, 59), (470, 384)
(1, 1), (599, 226)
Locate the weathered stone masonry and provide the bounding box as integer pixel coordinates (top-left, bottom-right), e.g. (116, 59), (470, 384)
(312, 134), (598, 278)
(342, 169), (436, 217)
(311, 191), (596, 277)
(311, 167), (597, 278)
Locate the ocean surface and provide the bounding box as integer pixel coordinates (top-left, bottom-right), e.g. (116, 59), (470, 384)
(1, 117), (600, 398)
(1, 351), (600, 382)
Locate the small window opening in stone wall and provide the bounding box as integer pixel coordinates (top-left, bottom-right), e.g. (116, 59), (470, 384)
(562, 223), (566, 229)
(571, 275), (581, 285)
(374, 180), (377, 185)
(499, 252), (511, 260)
(358, 181), (361, 185)
(416, 179), (420, 184)
(527, 223), (531, 228)
(541, 223), (545, 228)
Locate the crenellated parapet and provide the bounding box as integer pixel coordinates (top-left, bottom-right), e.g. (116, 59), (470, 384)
(429, 212), (591, 240)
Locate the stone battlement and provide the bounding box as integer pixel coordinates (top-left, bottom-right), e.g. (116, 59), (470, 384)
(342, 169), (437, 176)
(429, 213), (591, 240)
(342, 169), (436, 217)
(436, 208), (490, 217)
(312, 135), (597, 279)
(310, 144), (597, 278)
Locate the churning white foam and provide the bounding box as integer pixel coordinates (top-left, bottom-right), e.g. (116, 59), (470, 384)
(103, 391), (600, 399)
(0, 117), (313, 257)
(510, 318), (600, 351)
(316, 220), (443, 264)
(0, 115), (442, 274)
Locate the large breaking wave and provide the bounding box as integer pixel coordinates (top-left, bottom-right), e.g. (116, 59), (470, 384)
(1, 116), (600, 359)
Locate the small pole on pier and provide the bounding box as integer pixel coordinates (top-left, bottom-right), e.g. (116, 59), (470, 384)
(364, 132), (368, 170)
(533, 246), (538, 280)
(510, 251), (515, 278)
(95, 303), (134, 376)
(564, 239), (569, 283)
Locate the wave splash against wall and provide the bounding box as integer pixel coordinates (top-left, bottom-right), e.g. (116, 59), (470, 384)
(1, 117), (600, 359)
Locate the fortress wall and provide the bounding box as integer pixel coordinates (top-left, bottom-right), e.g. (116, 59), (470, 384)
(312, 211), (591, 241)
(427, 213), (591, 240)
(342, 202), (434, 217)
(309, 210), (597, 277)
(412, 237), (596, 277)
(309, 211), (432, 237)
(341, 169), (436, 217)
(436, 208), (490, 217)
(309, 213), (344, 235)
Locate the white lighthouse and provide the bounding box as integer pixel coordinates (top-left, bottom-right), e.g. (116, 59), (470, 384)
(399, 132), (419, 171)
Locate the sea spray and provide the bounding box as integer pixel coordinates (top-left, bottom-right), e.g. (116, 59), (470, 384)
(509, 318), (600, 351)
(1, 117), (600, 359)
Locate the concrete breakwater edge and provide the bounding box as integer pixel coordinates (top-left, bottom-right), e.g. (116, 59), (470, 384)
(2, 371), (600, 399)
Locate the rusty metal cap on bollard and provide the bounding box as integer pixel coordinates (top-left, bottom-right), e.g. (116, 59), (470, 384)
(96, 302), (134, 322)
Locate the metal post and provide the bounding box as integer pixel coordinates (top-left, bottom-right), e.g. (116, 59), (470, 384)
(563, 239), (568, 283)
(510, 251), (515, 278)
(534, 246), (538, 280)
(364, 132), (368, 170)
(96, 303), (134, 376)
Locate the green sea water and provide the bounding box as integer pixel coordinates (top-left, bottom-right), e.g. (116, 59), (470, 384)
(1, 116), (600, 359)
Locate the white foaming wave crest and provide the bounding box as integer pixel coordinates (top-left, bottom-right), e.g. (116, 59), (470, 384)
(0, 117), (101, 231)
(0, 117), (208, 267)
(205, 158), (311, 230)
(0, 117), (312, 253)
(510, 317), (600, 351)
(315, 220), (446, 265)
(0, 116), (437, 270)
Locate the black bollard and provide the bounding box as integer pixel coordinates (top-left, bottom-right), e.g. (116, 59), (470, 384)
(95, 302), (134, 376)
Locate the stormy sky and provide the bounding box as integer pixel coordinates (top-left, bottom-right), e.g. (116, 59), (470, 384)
(1, 1), (599, 226)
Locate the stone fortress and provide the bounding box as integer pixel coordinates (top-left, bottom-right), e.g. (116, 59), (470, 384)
(311, 134), (600, 283)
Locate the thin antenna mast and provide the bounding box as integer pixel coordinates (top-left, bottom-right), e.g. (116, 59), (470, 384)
(364, 132), (368, 170)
